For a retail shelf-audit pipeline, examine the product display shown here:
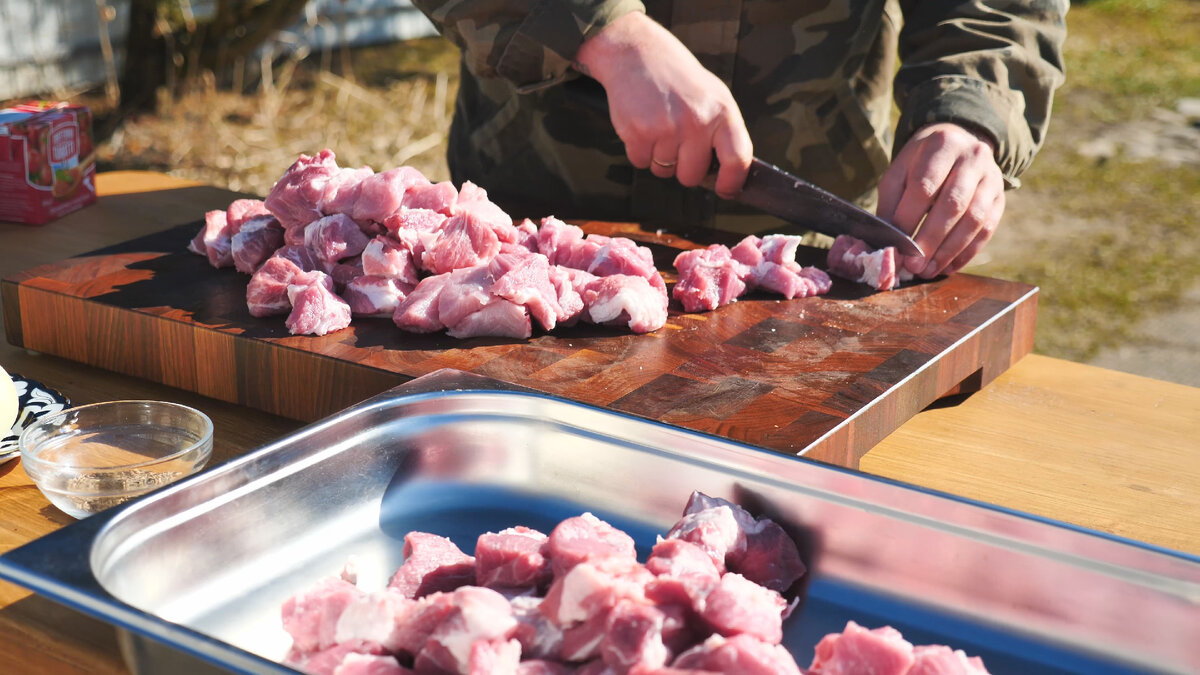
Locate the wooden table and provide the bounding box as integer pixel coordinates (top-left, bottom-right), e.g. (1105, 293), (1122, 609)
(1, 172), (1197, 674)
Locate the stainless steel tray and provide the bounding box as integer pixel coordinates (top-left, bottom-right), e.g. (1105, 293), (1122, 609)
(1, 370), (1197, 674)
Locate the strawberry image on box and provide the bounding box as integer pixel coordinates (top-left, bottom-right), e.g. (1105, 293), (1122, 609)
(0, 101), (97, 225)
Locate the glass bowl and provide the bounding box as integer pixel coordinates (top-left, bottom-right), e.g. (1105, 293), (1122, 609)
(19, 400), (213, 518)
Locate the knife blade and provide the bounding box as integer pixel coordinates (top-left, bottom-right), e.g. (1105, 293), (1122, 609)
(703, 158), (923, 257)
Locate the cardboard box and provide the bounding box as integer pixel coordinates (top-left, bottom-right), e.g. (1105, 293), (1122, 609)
(0, 101), (97, 225)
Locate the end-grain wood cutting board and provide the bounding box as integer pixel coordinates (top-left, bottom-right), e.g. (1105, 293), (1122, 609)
(2, 221), (1035, 468)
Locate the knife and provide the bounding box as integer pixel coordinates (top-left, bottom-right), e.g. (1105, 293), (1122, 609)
(702, 158), (923, 257)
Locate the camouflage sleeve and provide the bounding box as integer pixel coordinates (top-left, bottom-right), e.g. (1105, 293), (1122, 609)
(894, 0), (1067, 188)
(411, 0), (646, 92)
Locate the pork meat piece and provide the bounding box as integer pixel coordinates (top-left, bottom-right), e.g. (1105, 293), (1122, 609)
(388, 532), (477, 599)
(332, 652), (413, 675)
(540, 556), (654, 628)
(548, 265), (587, 326)
(645, 539), (722, 582)
(402, 180), (458, 214)
(384, 207), (449, 260)
(750, 262), (832, 299)
(286, 271), (352, 336)
(306, 213), (371, 265)
(226, 198), (273, 232)
(393, 273), (453, 333)
(352, 167), (429, 225)
(512, 218), (540, 253)
(672, 634), (801, 675)
(808, 621), (915, 675)
(192, 209), (235, 268)
(434, 266), (493, 328)
(231, 215), (285, 274)
(825, 234), (914, 291)
(420, 211), (503, 275)
(321, 165), (376, 217)
(672, 246), (750, 312)
(510, 596), (564, 660)
(600, 599), (672, 672)
(909, 645), (991, 675)
(674, 492), (805, 594)
(476, 526), (551, 590)
(446, 298), (532, 340)
(343, 275), (411, 317)
(282, 576), (364, 653)
(391, 592), (457, 657)
(516, 660), (575, 675)
(247, 253), (310, 317)
(547, 512), (638, 578)
(585, 236), (660, 284)
(334, 589), (418, 654)
(696, 573), (786, 644)
(285, 644), (361, 675)
(454, 180), (516, 238)
(362, 236), (420, 284)
(664, 505), (744, 573)
(580, 275), (668, 334)
(756, 234), (803, 266)
(489, 252), (566, 331)
(536, 217), (585, 266)
(330, 258), (366, 291)
(413, 587), (518, 675)
(265, 149), (343, 230)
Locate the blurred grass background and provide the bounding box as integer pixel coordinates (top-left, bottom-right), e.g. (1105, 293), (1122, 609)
(24, 0), (1200, 373)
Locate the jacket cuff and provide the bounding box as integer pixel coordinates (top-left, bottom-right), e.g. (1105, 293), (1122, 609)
(498, 0), (645, 93)
(895, 75), (1030, 190)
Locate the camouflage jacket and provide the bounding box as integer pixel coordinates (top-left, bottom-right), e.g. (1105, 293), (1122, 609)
(411, 0), (1067, 232)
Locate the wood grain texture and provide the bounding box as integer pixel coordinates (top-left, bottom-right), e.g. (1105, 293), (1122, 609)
(3, 218), (1037, 468)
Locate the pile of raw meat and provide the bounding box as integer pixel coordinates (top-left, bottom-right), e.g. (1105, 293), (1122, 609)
(279, 491), (990, 675)
(187, 150), (669, 338)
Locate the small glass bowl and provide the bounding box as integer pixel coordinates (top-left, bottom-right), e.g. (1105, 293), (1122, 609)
(20, 400), (213, 519)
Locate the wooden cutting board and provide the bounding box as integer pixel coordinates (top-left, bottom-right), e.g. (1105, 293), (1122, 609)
(1, 220), (1035, 468)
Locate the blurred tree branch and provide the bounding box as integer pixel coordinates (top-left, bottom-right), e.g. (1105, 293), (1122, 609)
(118, 0), (311, 115)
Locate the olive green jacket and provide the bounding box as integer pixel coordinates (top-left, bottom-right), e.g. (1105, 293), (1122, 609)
(412, 0), (1067, 231)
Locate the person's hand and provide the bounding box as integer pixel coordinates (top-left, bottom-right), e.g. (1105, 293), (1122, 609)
(574, 12), (753, 198)
(876, 123), (1006, 278)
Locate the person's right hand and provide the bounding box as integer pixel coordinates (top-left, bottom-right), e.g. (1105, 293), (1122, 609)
(573, 12), (753, 199)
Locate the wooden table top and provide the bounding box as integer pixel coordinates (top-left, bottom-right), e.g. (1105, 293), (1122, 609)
(1, 171), (1197, 674)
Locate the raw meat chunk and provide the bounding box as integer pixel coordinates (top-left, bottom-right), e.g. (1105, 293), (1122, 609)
(389, 532), (477, 599)
(231, 215), (284, 274)
(672, 634), (801, 675)
(332, 652), (412, 675)
(196, 209), (235, 268)
(547, 513), (638, 578)
(808, 621), (915, 675)
(413, 587), (518, 674)
(352, 167), (429, 225)
(696, 573), (786, 644)
(489, 252), (567, 331)
(509, 596), (564, 660)
(321, 165), (375, 217)
(343, 276), (411, 317)
(420, 211), (503, 275)
(826, 234), (914, 291)
(282, 576), (364, 653)
(391, 592), (457, 657)
(600, 600), (672, 672)
(247, 253), (310, 318)
(402, 180), (458, 214)
(909, 645), (991, 675)
(334, 590), (418, 654)
(384, 207), (448, 260)
(645, 539), (721, 582)
(286, 272), (352, 336)
(393, 273), (453, 333)
(265, 149), (342, 230)
(750, 262), (831, 299)
(580, 275), (668, 334)
(306, 213), (371, 265)
(447, 298), (532, 340)
(540, 556), (654, 628)
(362, 236), (420, 284)
(475, 526), (551, 590)
(664, 506), (744, 573)
(672, 246), (749, 312)
(225, 198), (273, 231)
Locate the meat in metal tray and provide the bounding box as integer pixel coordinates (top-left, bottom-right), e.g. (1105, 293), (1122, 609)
(0, 370), (1196, 674)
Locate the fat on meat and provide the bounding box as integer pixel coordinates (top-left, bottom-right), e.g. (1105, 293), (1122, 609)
(282, 576), (364, 653)
(808, 621), (916, 675)
(286, 271), (352, 336)
(362, 236), (420, 284)
(334, 590), (418, 654)
(600, 599), (672, 672)
(825, 234), (914, 291)
(231, 215), (285, 274)
(391, 592), (457, 657)
(489, 252), (567, 331)
(306, 213), (371, 265)
(696, 573), (786, 644)
(225, 198), (273, 231)
(388, 532), (477, 599)
(343, 276), (412, 317)
(540, 557), (654, 628)
(420, 211), (503, 275)
(509, 596), (564, 660)
(413, 587), (518, 675)
(384, 207), (449, 260)
(580, 275), (668, 334)
(246, 253), (311, 317)
(320, 165), (376, 218)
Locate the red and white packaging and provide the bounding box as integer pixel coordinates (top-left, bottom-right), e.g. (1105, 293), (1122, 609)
(0, 101), (97, 225)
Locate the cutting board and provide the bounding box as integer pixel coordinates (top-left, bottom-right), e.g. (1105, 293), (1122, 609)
(2, 221), (1036, 468)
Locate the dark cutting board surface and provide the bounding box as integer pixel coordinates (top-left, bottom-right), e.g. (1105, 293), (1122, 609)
(2, 221), (1036, 467)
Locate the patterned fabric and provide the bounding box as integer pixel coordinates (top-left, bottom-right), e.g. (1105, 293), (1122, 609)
(411, 0), (1068, 232)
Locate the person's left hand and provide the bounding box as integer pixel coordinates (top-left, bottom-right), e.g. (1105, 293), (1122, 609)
(875, 122), (1006, 278)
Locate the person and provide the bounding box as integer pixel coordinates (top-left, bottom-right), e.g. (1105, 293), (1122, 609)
(409, 0), (1067, 279)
